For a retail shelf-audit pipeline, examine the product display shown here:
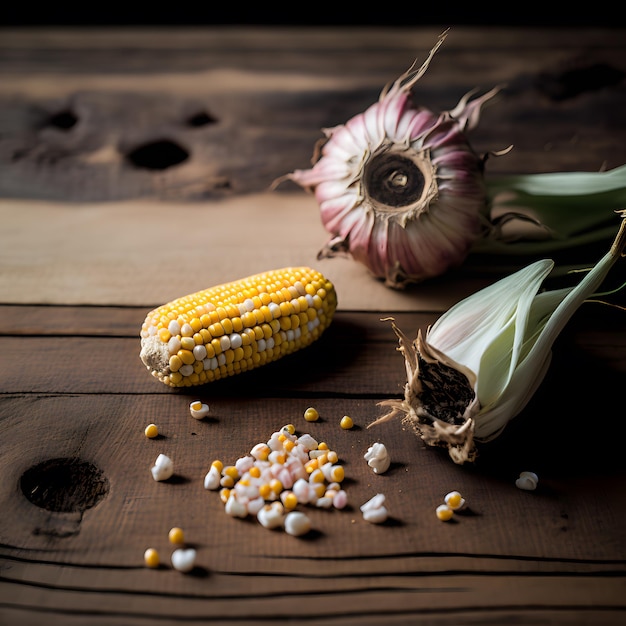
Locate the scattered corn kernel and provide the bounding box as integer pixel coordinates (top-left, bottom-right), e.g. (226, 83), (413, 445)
(340, 415), (354, 429)
(168, 527), (185, 545)
(444, 491), (465, 510)
(304, 407), (319, 422)
(515, 471), (538, 491)
(360, 493), (388, 524)
(144, 423), (159, 439)
(171, 548), (197, 573)
(364, 442), (390, 474)
(204, 465), (221, 490)
(436, 504), (454, 521)
(144, 548), (160, 568)
(284, 511), (312, 536)
(189, 401), (210, 419)
(151, 453), (174, 482)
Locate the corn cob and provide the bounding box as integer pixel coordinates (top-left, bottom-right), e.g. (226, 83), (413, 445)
(140, 267), (337, 387)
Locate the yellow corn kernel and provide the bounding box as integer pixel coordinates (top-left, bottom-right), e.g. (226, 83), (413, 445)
(269, 479), (283, 495)
(340, 415), (354, 430)
(223, 466), (239, 480)
(310, 482), (326, 498)
(168, 527), (185, 544)
(140, 267), (337, 388)
(304, 407), (319, 422)
(158, 328), (171, 343)
(309, 468), (325, 484)
(436, 504), (454, 521)
(144, 423), (159, 438)
(281, 491), (298, 510)
(144, 548), (160, 568)
(326, 464), (344, 483)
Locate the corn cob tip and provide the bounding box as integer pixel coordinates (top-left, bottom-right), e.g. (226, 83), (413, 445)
(139, 267), (337, 388)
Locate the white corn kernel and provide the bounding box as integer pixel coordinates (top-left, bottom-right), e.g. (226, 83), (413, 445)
(360, 493), (388, 523)
(436, 504), (454, 521)
(203, 465), (221, 490)
(151, 453), (174, 481)
(257, 502), (285, 529)
(515, 471), (538, 491)
(189, 401), (210, 419)
(332, 489), (348, 510)
(284, 511), (312, 536)
(364, 442), (391, 474)
(225, 493), (248, 518)
(171, 548), (197, 573)
(444, 491), (465, 510)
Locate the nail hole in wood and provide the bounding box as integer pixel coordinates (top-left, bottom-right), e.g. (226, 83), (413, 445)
(187, 111), (216, 127)
(47, 109), (78, 130)
(126, 139), (190, 170)
(20, 458), (109, 513)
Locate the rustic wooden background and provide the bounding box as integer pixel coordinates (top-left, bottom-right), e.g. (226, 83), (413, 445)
(0, 26), (625, 626)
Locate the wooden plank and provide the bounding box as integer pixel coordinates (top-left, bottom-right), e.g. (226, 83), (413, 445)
(1, 27), (624, 310)
(1, 194), (623, 309)
(1, 27), (625, 625)
(1, 306), (624, 394)
(0, 27), (624, 202)
(0, 196), (499, 310)
(1, 391), (624, 624)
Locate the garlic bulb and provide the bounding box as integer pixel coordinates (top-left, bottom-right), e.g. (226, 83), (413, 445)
(282, 30), (501, 288)
(372, 212), (626, 464)
(281, 31), (626, 287)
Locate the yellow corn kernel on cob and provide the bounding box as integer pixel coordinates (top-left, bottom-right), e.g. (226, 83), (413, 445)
(139, 267), (337, 387)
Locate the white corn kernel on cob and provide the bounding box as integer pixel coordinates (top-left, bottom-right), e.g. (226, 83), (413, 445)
(140, 267), (337, 387)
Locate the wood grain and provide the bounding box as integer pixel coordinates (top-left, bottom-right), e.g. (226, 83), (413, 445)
(1, 27), (625, 625)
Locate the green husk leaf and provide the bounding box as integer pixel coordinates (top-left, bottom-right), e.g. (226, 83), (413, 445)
(474, 164), (626, 256)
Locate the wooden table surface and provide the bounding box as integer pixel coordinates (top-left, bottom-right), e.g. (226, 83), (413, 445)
(1, 26), (625, 626)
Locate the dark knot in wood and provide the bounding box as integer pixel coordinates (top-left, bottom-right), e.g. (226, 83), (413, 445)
(20, 457), (109, 513)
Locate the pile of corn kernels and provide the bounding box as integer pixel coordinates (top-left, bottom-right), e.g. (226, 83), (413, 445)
(203, 419), (349, 536)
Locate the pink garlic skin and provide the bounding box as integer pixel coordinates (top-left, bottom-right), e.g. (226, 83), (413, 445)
(285, 35), (500, 288)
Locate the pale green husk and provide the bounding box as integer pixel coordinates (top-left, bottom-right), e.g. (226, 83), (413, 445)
(374, 212), (626, 464)
(475, 164), (626, 257)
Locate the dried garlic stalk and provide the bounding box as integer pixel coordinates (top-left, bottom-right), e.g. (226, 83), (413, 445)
(280, 30), (626, 288)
